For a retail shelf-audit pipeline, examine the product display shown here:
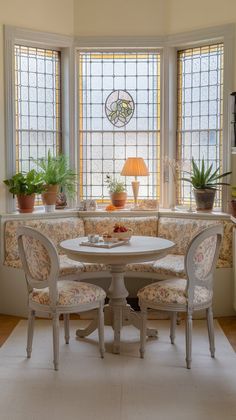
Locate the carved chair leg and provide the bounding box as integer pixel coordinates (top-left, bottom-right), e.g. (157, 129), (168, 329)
(98, 303), (105, 359)
(52, 313), (60, 371)
(64, 313), (70, 344)
(206, 306), (215, 358)
(27, 309), (35, 358)
(185, 311), (193, 369)
(140, 304), (147, 359)
(170, 311), (177, 344)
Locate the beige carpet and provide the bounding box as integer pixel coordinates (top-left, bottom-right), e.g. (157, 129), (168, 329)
(0, 319), (236, 420)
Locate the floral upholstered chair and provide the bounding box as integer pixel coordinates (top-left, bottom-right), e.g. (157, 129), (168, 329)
(17, 226), (106, 370)
(138, 225), (223, 369)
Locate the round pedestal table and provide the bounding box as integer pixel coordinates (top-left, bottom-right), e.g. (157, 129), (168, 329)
(60, 235), (175, 354)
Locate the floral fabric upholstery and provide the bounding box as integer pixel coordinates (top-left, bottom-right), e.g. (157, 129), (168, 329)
(22, 236), (51, 281)
(193, 235), (217, 281)
(153, 254), (186, 277)
(4, 218), (85, 268)
(59, 255), (107, 277)
(59, 255), (84, 276)
(30, 280), (106, 306)
(83, 217), (158, 237)
(157, 217), (233, 268)
(138, 278), (212, 306)
(3, 216), (232, 275)
(127, 254), (186, 278)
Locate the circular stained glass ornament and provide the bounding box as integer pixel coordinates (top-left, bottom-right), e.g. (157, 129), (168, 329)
(105, 90), (135, 127)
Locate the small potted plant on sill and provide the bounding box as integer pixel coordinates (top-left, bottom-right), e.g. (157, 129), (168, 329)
(182, 158), (231, 211)
(231, 186), (236, 217)
(105, 175), (127, 208)
(36, 150), (77, 209)
(4, 170), (45, 213)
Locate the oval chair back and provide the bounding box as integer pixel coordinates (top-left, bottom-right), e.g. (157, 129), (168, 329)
(17, 226), (60, 308)
(184, 224), (223, 309)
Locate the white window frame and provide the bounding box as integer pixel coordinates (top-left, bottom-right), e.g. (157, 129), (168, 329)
(165, 24), (234, 212)
(4, 25), (75, 212)
(75, 24), (234, 212)
(4, 24), (234, 213)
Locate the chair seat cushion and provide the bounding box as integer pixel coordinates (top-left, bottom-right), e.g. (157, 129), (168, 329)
(30, 280), (106, 306)
(127, 254), (186, 278)
(138, 278), (212, 306)
(59, 255), (107, 277)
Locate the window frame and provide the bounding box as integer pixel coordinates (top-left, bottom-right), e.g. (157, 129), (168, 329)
(4, 25), (75, 212)
(76, 48), (163, 203)
(75, 25), (234, 211)
(165, 25), (234, 212)
(4, 24), (234, 213)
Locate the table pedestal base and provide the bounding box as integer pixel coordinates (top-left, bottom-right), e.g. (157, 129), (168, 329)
(76, 264), (158, 353)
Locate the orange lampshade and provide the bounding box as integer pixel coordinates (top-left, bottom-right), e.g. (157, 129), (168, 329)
(121, 157), (149, 177)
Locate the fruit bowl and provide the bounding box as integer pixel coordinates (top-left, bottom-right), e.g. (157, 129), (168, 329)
(112, 231), (132, 241)
(112, 224), (132, 241)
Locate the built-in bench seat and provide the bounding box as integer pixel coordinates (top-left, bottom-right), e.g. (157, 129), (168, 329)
(3, 215), (233, 280)
(1, 212), (235, 317)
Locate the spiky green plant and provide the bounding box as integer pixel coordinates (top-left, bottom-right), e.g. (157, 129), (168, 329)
(36, 150), (77, 198)
(182, 158), (231, 189)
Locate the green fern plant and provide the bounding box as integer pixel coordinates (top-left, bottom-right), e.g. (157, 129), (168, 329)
(182, 158), (231, 189)
(35, 150), (77, 198)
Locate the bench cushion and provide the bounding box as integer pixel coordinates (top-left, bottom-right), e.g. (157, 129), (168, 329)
(4, 218), (85, 268)
(83, 216), (158, 237)
(157, 217), (233, 268)
(127, 254), (186, 278)
(59, 255), (107, 277)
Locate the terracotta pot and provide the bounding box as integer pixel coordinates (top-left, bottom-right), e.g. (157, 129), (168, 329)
(110, 192), (127, 209)
(17, 194), (35, 213)
(231, 199), (236, 217)
(42, 185), (59, 206)
(193, 188), (216, 211)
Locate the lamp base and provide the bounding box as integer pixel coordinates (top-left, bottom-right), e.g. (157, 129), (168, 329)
(131, 180), (140, 206)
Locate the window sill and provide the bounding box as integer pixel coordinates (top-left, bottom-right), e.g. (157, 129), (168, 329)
(0, 207), (231, 221)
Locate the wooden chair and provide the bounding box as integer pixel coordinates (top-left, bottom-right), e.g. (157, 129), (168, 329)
(17, 226), (106, 370)
(138, 225), (223, 369)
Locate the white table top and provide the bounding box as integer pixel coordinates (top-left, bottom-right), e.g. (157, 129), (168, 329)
(60, 236), (175, 265)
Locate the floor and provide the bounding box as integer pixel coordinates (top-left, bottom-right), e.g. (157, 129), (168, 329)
(1, 314), (236, 350)
(1, 319), (236, 420)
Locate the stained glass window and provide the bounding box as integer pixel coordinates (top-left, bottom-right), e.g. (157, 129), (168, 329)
(78, 51), (161, 201)
(15, 45), (61, 174)
(176, 44), (224, 207)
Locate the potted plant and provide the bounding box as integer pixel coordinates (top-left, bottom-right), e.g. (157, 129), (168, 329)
(182, 158), (231, 211)
(105, 175), (127, 208)
(36, 151), (76, 208)
(231, 186), (236, 217)
(4, 170), (45, 213)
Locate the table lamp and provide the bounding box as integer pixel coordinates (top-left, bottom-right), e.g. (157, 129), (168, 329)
(121, 157), (149, 206)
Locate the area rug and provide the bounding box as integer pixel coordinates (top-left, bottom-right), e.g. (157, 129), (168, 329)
(0, 319), (236, 420)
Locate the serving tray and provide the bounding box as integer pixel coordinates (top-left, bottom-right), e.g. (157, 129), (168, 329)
(80, 239), (130, 249)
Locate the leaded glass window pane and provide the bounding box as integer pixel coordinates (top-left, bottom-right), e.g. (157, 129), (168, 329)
(176, 44), (224, 208)
(78, 51), (161, 201)
(15, 45), (61, 175)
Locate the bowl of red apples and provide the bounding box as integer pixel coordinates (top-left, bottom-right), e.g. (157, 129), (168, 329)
(112, 223), (132, 241)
